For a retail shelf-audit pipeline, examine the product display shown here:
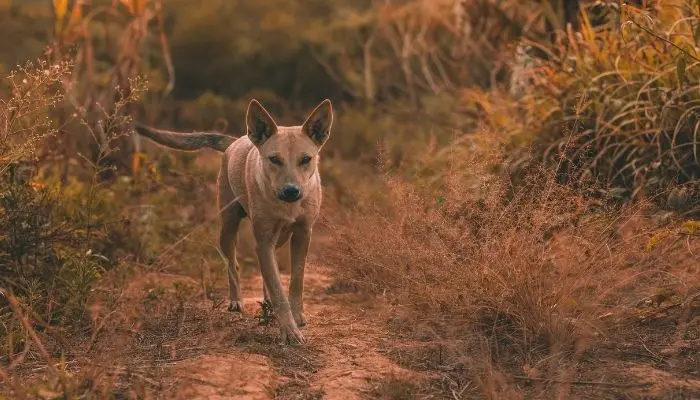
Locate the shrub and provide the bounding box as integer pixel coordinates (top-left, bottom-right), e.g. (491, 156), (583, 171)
(0, 58), (143, 361)
(324, 140), (699, 396)
(464, 3), (700, 213)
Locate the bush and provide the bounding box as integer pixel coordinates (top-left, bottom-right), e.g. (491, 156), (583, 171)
(466, 3), (700, 213)
(322, 4), (700, 396)
(325, 143), (698, 396)
(0, 172), (106, 327)
(0, 58), (143, 361)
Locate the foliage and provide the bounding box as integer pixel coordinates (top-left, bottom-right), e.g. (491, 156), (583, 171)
(0, 59), (68, 168)
(0, 1), (698, 397)
(49, 0), (174, 175)
(324, 143), (699, 397)
(454, 2), (699, 212)
(0, 58), (143, 363)
(0, 179), (104, 326)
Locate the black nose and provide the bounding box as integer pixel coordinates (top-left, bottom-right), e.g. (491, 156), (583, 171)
(279, 184), (302, 202)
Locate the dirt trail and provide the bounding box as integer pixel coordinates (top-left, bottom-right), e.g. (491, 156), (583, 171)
(162, 266), (419, 399)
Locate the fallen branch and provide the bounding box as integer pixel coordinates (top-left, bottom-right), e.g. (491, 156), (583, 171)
(626, 18), (700, 64)
(0, 289), (59, 376)
(510, 375), (652, 388)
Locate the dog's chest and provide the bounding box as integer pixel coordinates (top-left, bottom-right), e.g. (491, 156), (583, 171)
(271, 200), (308, 223)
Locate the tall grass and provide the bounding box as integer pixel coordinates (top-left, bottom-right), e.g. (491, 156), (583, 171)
(323, 4), (700, 396)
(465, 2), (700, 212)
(325, 142), (698, 396)
(0, 57), (241, 398)
(0, 58), (149, 397)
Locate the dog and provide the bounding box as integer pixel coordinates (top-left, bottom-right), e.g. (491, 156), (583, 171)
(134, 99), (333, 345)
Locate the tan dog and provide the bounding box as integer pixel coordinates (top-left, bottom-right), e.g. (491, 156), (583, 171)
(134, 99), (333, 344)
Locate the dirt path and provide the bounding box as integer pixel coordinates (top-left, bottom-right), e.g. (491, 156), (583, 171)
(158, 265), (420, 399)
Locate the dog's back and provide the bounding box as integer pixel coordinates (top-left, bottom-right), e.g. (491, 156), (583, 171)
(218, 136), (255, 215)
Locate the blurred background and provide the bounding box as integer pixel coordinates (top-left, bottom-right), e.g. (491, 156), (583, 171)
(4, 0), (694, 201)
(4, 1), (694, 207)
(0, 0), (599, 181)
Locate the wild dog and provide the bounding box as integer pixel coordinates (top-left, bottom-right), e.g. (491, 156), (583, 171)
(134, 99), (333, 345)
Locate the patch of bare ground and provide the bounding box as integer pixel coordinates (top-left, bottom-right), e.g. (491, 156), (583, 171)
(71, 260), (426, 399)
(165, 353), (276, 399)
(247, 272), (421, 399)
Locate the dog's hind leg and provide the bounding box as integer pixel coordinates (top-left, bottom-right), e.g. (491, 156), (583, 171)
(218, 155), (247, 313)
(221, 201), (246, 312)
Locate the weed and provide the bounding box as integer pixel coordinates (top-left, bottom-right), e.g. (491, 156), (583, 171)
(325, 144), (699, 397)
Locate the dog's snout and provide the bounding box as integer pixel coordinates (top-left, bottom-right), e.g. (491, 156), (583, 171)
(279, 183), (302, 202)
(283, 185), (300, 198)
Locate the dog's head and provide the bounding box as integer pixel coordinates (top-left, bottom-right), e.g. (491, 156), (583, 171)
(246, 99), (333, 203)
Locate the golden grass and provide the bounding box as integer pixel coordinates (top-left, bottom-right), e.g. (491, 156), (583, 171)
(324, 145), (699, 397)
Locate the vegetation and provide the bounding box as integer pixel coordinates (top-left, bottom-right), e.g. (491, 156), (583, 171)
(0, 0), (697, 398)
(503, 3), (699, 210)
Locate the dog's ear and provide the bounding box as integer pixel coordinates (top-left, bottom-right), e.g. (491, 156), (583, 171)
(246, 99), (278, 146)
(301, 99), (333, 147)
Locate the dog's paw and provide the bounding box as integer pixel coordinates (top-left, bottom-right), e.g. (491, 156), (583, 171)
(227, 301), (244, 313)
(279, 322), (305, 346)
(292, 310), (307, 327)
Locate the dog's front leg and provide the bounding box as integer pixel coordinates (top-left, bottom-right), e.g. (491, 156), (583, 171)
(289, 224), (311, 327)
(254, 222), (305, 345)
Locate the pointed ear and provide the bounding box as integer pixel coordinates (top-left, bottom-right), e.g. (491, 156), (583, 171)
(301, 99), (333, 147)
(246, 99), (278, 146)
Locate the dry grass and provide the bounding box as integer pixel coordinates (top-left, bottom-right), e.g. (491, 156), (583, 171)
(324, 142), (699, 398)
(460, 2), (700, 212)
(364, 375), (422, 400)
(2, 3), (700, 399)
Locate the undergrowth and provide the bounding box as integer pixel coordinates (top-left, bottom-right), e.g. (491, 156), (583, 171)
(0, 58), (149, 397)
(0, 57), (245, 399)
(326, 146), (698, 398)
(456, 2), (700, 214)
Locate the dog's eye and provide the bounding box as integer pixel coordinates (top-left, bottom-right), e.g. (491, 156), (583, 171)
(300, 155), (312, 165)
(268, 155), (283, 166)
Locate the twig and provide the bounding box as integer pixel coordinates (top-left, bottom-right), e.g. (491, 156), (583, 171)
(154, 196), (241, 265)
(0, 289), (59, 376)
(87, 306), (120, 352)
(637, 333), (670, 365)
(510, 375), (652, 388)
(451, 381), (470, 399)
(627, 18), (700, 64)
(156, 0), (175, 98)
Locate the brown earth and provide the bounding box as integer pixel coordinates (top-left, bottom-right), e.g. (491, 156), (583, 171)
(133, 268), (422, 400)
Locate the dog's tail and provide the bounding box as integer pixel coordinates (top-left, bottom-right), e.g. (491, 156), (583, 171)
(134, 122), (236, 152)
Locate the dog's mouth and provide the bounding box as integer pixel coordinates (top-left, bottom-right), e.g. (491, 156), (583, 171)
(278, 193), (302, 203)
